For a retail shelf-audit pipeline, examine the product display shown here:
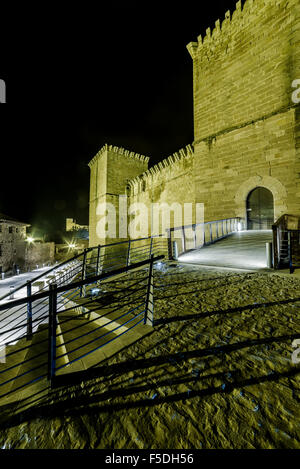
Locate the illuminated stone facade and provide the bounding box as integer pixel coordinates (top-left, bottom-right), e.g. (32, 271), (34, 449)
(66, 218), (89, 233)
(0, 215), (55, 274)
(89, 0), (300, 247)
(0, 215), (28, 273)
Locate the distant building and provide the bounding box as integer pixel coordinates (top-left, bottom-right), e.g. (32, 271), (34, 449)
(66, 218), (89, 234)
(24, 241), (55, 271)
(0, 214), (29, 273)
(0, 214), (55, 274)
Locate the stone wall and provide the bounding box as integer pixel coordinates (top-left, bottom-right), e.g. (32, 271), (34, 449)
(20, 242), (55, 270)
(193, 108), (298, 222)
(0, 223), (27, 273)
(128, 145), (195, 235)
(188, 0), (300, 223)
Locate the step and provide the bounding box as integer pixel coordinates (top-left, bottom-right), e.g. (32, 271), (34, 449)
(7, 325), (49, 398)
(4, 323), (68, 406)
(56, 305), (151, 374)
(0, 337), (30, 403)
(56, 317), (109, 373)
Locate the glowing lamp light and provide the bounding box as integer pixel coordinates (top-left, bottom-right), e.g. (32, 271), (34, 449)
(68, 242), (76, 249)
(155, 261), (166, 271)
(26, 236), (34, 243)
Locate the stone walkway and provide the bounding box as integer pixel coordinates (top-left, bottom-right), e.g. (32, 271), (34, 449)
(179, 230), (273, 271)
(0, 267), (52, 300)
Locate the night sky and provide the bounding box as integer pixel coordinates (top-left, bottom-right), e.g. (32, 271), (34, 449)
(0, 1), (240, 239)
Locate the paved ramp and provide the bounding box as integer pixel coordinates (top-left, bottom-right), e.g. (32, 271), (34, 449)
(178, 230), (273, 270)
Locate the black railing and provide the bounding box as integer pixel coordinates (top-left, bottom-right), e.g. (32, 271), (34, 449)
(283, 230), (300, 274)
(0, 234), (167, 301)
(272, 214), (300, 272)
(0, 236), (167, 357)
(0, 254), (163, 398)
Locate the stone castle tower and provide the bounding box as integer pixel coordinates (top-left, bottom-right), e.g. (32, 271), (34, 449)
(88, 145), (149, 247)
(89, 0), (300, 247)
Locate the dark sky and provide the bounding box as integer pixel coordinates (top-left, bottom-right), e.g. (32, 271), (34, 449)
(0, 1), (240, 238)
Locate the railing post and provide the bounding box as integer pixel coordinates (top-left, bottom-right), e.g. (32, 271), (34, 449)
(126, 240), (131, 267)
(209, 223), (212, 244)
(26, 281), (33, 340)
(272, 225), (279, 269)
(80, 249), (87, 298)
(9, 286), (15, 299)
(266, 242), (273, 269)
(96, 245), (102, 287)
(48, 283), (57, 387)
(182, 227), (186, 253)
(172, 241), (178, 260)
(96, 245), (101, 275)
(288, 231), (294, 274)
(149, 237), (153, 258)
(193, 224), (196, 249)
(167, 229), (172, 260)
(144, 255), (154, 326)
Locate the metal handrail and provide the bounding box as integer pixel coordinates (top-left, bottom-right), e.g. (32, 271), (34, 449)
(168, 217), (239, 232)
(0, 234), (168, 304)
(0, 253), (163, 398)
(0, 234), (166, 352)
(0, 255), (86, 303)
(272, 215), (300, 271)
(0, 256), (163, 313)
(47, 253), (160, 384)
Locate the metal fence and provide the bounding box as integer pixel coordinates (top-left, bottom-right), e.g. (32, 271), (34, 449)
(0, 254), (163, 400)
(0, 234), (168, 305)
(272, 214), (300, 272)
(273, 229), (300, 273)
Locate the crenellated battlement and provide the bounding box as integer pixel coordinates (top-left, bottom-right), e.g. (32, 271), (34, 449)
(188, 0), (298, 143)
(88, 143), (150, 168)
(186, 0), (266, 60)
(127, 144), (194, 195)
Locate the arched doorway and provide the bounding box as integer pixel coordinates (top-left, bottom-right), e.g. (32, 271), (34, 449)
(246, 187), (274, 230)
